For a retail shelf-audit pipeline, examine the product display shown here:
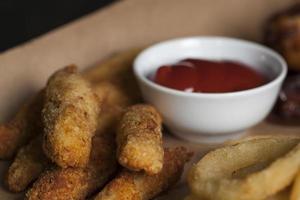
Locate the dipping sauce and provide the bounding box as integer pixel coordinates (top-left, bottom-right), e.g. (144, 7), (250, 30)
(154, 58), (267, 93)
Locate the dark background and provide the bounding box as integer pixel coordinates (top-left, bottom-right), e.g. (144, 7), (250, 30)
(0, 0), (116, 52)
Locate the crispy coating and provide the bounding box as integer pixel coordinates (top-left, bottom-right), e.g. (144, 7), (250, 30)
(0, 48), (141, 160)
(25, 78), (140, 199)
(0, 91), (44, 159)
(82, 48), (143, 103)
(5, 73), (139, 193)
(95, 147), (192, 200)
(83, 48), (142, 84)
(188, 137), (300, 200)
(92, 82), (135, 134)
(2, 48), (141, 193)
(290, 170), (300, 200)
(185, 189), (291, 200)
(26, 132), (117, 200)
(43, 66), (100, 168)
(5, 135), (48, 192)
(264, 4), (300, 71)
(117, 104), (163, 175)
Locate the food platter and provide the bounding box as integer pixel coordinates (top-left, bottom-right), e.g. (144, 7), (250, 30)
(0, 62), (300, 200)
(0, 120), (297, 199)
(0, 0), (300, 199)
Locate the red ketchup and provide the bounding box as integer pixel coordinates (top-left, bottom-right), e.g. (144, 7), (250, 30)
(154, 58), (267, 93)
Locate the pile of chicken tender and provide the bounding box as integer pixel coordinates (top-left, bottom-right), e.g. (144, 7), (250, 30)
(0, 48), (192, 200)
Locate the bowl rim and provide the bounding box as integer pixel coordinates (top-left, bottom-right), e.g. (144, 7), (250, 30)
(133, 36), (287, 98)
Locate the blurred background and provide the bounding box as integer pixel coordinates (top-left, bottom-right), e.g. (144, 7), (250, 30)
(0, 0), (300, 123)
(0, 0), (116, 51)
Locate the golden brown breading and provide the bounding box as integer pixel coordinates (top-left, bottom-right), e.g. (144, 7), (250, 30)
(82, 48), (143, 103)
(117, 104), (163, 175)
(5, 135), (49, 192)
(186, 188), (291, 200)
(2, 48), (142, 193)
(26, 131), (117, 200)
(0, 48), (141, 160)
(92, 82), (133, 134)
(5, 76), (139, 193)
(83, 48), (142, 84)
(0, 91), (44, 159)
(24, 78), (140, 199)
(43, 66), (100, 168)
(95, 147), (192, 200)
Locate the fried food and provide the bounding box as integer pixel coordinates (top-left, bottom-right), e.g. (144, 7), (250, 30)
(290, 170), (300, 200)
(83, 48), (142, 84)
(5, 135), (48, 192)
(264, 4), (300, 71)
(25, 132), (117, 200)
(24, 76), (140, 198)
(0, 91), (44, 159)
(1, 48), (142, 195)
(4, 66), (140, 193)
(92, 81), (136, 132)
(94, 147), (192, 200)
(0, 48), (141, 160)
(186, 188), (291, 200)
(117, 104), (163, 175)
(188, 137), (300, 200)
(83, 48), (143, 103)
(43, 66), (100, 168)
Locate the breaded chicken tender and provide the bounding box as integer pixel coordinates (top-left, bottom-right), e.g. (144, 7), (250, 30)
(5, 135), (48, 192)
(0, 48), (141, 160)
(5, 73), (139, 193)
(43, 66), (100, 168)
(92, 82), (134, 134)
(26, 132), (117, 200)
(82, 48), (143, 103)
(83, 48), (142, 84)
(0, 91), (44, 159)
(95, 147), (192, 200)
(117, 104), (163, 175)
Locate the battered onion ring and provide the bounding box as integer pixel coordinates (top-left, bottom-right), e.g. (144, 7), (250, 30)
(185, 189), (290, 200)
(188, 137), (300, 200)
(290, 170), (300, 200)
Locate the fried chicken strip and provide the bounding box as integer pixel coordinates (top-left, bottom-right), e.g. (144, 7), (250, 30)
(5, 135), (49, 192)
(82, 48), (143, 103)
(117, 104), (163, 175)
(26, 132), (117, 200)
(43, 66), (100, 168)
(25, 81), (139, 198)
(95, 147), (192, 200)
(24, 82), (133, 199)
(83, 48), (142, 84)
(4, 48), (142, 191)
(0, 91), (44, 159)
(5, 74), (139, 193)
(0, 48), (141, 160)
(92, 82), (135, 133)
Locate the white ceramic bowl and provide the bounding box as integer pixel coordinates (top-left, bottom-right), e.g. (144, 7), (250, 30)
(133, 37), (287, 143)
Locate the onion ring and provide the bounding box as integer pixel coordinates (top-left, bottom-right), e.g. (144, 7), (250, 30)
(185, 189), (290, 200)
(188, 137), (300, 200)
(290, 170), (300, 200)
